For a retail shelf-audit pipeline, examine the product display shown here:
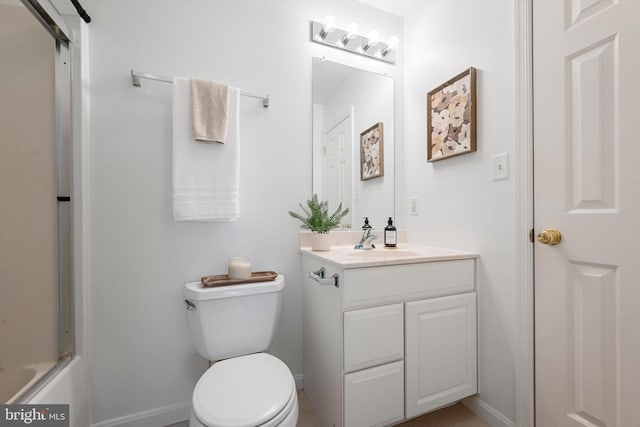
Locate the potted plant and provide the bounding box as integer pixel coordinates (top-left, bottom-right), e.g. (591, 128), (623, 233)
(289, 194), (349, 251)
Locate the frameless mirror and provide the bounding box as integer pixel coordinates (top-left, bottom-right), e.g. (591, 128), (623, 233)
(312, 58), (394, 230)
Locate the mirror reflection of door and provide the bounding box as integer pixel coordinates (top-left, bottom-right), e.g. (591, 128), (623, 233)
(323, 112), (354, 228)
(312, 58), (394, 229)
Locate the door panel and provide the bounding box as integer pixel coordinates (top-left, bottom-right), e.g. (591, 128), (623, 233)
(0, 2), (58, 403)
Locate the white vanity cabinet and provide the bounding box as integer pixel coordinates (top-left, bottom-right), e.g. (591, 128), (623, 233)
(302, 247), (478, 427)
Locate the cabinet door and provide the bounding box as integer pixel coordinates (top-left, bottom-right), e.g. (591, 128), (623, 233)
(344, 303), (404, 372)
(344, 361), (404, 427)
(405, 293), (477, 418)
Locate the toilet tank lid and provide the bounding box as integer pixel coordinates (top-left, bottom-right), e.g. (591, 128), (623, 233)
(184, 274), (284, 301)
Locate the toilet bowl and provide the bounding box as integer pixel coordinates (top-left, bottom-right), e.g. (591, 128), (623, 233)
(189, 353), (298, 427)
(183, 275), (298, 427)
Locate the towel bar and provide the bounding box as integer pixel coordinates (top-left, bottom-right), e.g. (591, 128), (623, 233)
(130, 69), (270, 108)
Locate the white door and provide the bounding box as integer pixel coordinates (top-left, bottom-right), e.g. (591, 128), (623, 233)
(323, 113), (353, 225)
(534, 1), (640, 426)
(404, 293), (477, 418)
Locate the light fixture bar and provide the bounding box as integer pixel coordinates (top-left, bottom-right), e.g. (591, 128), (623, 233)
(309, 21), (397, 64)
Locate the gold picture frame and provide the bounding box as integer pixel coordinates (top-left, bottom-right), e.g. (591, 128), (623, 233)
(360, 122), (384, 181)
(427, 67), (477, 162)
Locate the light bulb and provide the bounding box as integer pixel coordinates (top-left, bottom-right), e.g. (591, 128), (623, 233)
(346, 22), (358, 38)
(367, 30), (380, 45)
(339, 22), (359, 46)
(382, 35), (399, 56)
(323, 15), (336, 33)
(362, 30), (380, 52)
(386, 36), (399, 50)
(318, 15), (336, 40)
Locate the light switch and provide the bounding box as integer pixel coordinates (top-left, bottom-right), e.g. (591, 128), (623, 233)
(492, 153), (509, 181)
(409, 197), (419, 216)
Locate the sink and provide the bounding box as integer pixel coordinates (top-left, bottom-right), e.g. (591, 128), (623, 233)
(349, 249), (421, 259)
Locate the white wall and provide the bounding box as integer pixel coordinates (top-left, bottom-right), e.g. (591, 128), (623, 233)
(404, 0), (517, 425)
(84, 0), (402, 424)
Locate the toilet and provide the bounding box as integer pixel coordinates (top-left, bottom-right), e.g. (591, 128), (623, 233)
(183, 275), (298, 427)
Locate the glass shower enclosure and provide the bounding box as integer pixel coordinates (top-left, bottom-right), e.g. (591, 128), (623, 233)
(0, 0), (74, 403)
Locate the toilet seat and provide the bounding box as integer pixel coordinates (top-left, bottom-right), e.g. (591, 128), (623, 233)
(192, 353), (296, 427)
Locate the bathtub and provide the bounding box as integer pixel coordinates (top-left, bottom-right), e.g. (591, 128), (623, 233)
(1, 362), (55, 403)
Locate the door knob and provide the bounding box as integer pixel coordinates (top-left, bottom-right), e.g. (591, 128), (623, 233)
(537, 229), (562, 245)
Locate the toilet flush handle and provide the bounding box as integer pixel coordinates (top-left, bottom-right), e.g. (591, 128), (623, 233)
(184, 299), (197, 310)
(308, 267), (339, 288)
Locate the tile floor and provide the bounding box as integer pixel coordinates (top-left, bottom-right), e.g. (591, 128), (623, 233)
(297, 390), (490, 427)
(166, 390), (490, 427)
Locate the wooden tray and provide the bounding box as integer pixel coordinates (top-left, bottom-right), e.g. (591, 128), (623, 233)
(201, 271), (278, 288)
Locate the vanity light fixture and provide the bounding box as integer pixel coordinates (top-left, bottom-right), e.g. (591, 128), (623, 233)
(309, 18), (397, 64)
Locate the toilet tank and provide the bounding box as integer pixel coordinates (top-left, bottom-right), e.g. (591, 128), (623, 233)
(183, 275), (285, 361)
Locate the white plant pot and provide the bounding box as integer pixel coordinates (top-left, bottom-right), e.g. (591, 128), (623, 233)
(310, 233), (332, 251)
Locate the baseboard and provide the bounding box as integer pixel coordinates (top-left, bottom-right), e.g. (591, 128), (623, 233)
(91, 401), (191, 427)
(294, 373), (304, 390)
(462, 396), (515, 427)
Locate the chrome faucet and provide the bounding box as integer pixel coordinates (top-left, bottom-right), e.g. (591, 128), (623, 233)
(354, 229), (378, 250)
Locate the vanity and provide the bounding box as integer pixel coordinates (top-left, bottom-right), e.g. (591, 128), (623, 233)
(301, 244), (478, 427)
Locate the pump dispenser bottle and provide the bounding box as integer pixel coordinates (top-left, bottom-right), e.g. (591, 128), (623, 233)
(384, 217), (397, 247)
(361, 217), (372, 229)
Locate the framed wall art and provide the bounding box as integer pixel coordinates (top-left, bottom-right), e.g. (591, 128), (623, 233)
(360, 122), (384, 180)
(427, 67), (477, 162)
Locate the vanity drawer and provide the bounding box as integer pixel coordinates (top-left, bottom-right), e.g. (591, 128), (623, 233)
(344, 303), (404, 373)
(343, 259), (475, 310)
(344, 361), (404, 427)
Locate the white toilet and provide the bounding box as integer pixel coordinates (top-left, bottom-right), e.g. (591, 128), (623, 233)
(183, 275), (298, 427)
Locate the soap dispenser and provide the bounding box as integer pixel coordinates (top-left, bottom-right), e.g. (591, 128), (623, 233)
(384, 217), (397, 248)
(361, 217), (372, 229)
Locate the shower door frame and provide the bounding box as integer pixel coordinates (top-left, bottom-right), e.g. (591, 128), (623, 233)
(9, 0), (75, 403)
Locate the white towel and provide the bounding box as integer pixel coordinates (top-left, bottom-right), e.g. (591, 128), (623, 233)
(172, 77), (239, 221)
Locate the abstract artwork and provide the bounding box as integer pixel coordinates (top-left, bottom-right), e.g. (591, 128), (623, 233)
(427, 67), (477, 162)
(360, 122), (384, 180)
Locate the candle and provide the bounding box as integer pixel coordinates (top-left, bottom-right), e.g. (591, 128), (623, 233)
(228, 257), (252, 280)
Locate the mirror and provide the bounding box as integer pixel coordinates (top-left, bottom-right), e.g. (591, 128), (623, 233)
(312, 58), (395, 230)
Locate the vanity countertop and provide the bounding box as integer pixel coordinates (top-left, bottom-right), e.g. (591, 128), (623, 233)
(300, 243), (478, 269)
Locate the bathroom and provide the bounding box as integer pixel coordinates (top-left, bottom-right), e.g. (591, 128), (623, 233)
(2, 0), (638, 426)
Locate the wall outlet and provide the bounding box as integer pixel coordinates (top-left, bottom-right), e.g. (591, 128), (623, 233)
(492, 153), (509, 181)
(409, 197), (419, 216)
